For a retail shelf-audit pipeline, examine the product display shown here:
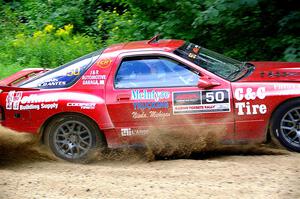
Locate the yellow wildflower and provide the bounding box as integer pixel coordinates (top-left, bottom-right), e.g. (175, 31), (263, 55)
(55, 28), (67, 37)
(44, 24), (55, 33)
(64, 24), (74, 34)
(33, 31), (44, 38)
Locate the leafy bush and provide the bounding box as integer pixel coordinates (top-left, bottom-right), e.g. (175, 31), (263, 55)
(0, 24), (99, 78)
(97, 0), (300, 62)
(97, 8), (144, 44)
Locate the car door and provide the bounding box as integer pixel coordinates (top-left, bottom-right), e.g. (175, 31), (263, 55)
(105, 51), (234, 144)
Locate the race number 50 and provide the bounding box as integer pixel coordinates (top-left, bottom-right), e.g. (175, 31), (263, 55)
(202, 90), (229, 104)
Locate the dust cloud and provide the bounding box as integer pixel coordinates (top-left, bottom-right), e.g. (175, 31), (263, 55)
(0, 121), (287, 166)
(0, 126), (56, 166)
(144, 126), (287, 161)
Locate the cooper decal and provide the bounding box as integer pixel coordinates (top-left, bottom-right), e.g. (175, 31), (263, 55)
(67, 103), (96, 110)
(173, 90), (230, 114)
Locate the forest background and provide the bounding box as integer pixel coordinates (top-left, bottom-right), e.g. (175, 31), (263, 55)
(0, 0), (299, 78)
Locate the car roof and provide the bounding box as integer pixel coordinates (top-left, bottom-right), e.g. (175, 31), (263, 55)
(103, 39), (185, 54)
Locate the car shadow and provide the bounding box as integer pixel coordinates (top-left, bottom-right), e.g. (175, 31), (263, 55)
(153, 144), (289, 161)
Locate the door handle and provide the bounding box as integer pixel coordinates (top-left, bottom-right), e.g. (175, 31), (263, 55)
(117, 94), (130, 101)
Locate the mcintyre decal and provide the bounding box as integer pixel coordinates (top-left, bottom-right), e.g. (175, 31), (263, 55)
(6, 91), (59, 111)
(234, 87), (267, 115)
(131, 96), (170, 119)
(131, 90), (170, 102)
(133, 102), (169, 110)
(173, 90), (230, 114)
(132, 111), (171, 119)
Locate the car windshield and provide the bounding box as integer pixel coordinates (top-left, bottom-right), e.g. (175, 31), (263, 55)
(174, 42), (247, 81)
(19, 49), (103, 88)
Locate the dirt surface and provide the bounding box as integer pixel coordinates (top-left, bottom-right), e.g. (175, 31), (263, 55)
(0, 126), (300, 199)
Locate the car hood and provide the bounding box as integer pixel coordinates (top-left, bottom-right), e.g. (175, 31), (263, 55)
(239, 62), (300, 82)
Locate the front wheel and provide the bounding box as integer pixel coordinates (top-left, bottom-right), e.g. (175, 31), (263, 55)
(44, 115), (105, 162)
(271, 100), (300, 152)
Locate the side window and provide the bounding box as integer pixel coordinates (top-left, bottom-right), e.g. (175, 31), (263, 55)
(115, 56), (199, 89)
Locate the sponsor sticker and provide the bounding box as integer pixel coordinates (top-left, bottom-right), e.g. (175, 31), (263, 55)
(173, 91), (200, 106)
(234, 87), (267, 115)
(131, 90), (170, 119)
(97, 58), (112, 69)
(192, 47), (200, 54)
(133, 102), (169, 110)
(131, 90), (170, 102)
(120, 128), (149, 137)
(173, 90), (230, 114)
(6, 91), (59, 111)
(18, 103), (58, 110)
(38, 78), (66, 87)
(273, 84), (300, 90)
(67, 103), (96, 110)
(132, 111), (170, 119)
(82, 70), (106, 85)
(260, 71), (300, 78)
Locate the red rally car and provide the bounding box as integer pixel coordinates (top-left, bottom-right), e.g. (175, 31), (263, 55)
(0, 36), (300, 162)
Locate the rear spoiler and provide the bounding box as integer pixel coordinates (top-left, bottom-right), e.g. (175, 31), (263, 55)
(0, 68), (49, 87)
(0, 85), (40, 93)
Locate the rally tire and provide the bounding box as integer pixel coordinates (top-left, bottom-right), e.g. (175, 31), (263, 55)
(271, 100), (300, 153)
(44, 114), (105, 163)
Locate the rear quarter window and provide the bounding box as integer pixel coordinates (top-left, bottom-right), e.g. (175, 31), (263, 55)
(19, 50), (102, 89)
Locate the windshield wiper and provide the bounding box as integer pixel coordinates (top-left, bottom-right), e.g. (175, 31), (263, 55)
(226, 62), (250, 81)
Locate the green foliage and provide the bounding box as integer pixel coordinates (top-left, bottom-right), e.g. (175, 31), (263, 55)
(0, 24), (98, 78)
(103, 0), (299, 61)
(97, 8), (143, 44)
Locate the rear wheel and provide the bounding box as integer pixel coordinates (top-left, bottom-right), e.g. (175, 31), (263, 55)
(271, 100), (300, 152)
(44, 114), (105, 162)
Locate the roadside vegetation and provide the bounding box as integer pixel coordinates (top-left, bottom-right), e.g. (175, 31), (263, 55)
(0, 0), (299, 78)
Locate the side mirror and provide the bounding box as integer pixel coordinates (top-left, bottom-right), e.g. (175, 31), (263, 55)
(197, 76), (221, 89)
